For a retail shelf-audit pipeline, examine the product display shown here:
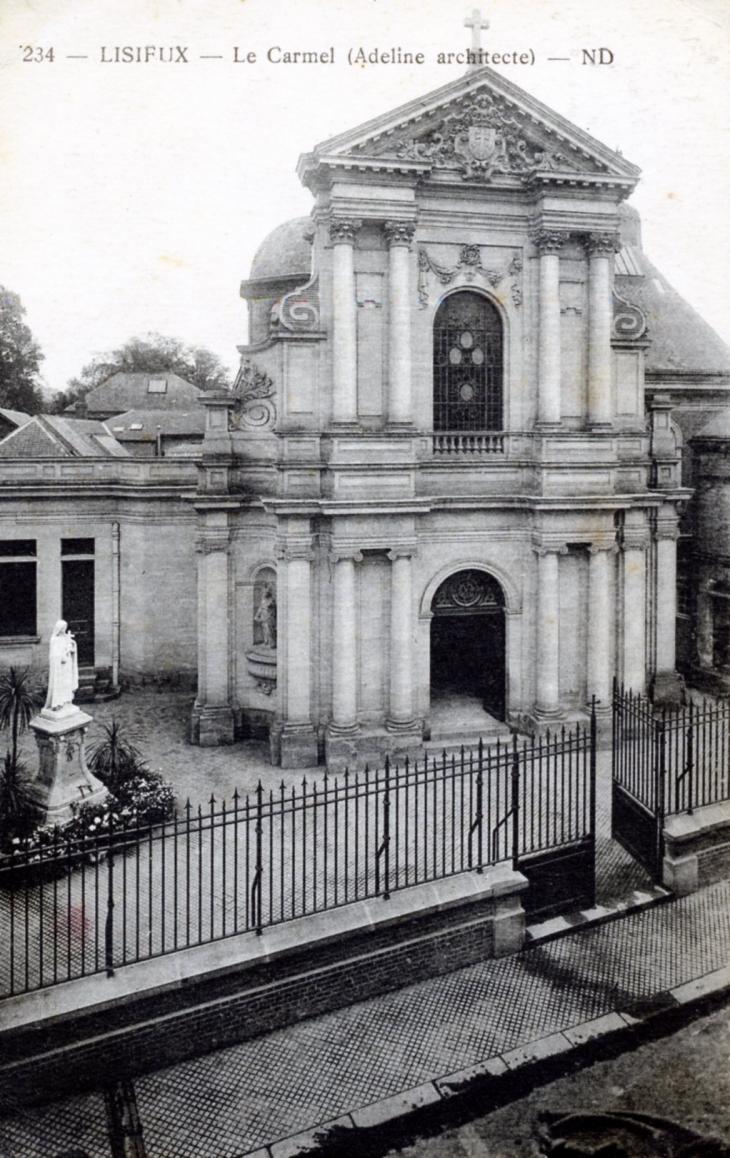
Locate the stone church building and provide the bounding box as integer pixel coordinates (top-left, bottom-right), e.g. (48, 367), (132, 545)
(2, 65), (728, 769)
(191, 65), (692, 769)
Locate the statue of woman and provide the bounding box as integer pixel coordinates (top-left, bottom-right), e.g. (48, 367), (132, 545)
(45, 620), (79, 711)
(255, 586), (277, 649)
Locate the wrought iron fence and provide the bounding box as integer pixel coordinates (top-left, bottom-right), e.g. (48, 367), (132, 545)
(1, 723), (594, 999)
(613, 682), (730, 817)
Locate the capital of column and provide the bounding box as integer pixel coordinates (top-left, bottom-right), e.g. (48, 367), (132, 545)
(387, 545), (418, 562)
(329, 548), (364, 565)
(384, 220), (417, 248)
(195, 531), (230, 555)
(532, 228), (569, 255)
(532, 540), (568, 557)
(585, 231), (621, 258)
(588, 540), (619, 555)
(621, 530), (650, 552)
(276, 541), (315, 562)
(329, 218), (362, 246)
(655, 524), (681, 542)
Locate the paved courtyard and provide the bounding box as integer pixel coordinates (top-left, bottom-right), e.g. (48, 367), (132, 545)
(2, 691), (650, 998)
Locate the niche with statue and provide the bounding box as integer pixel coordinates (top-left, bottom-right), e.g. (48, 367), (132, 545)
(246, 567), (277, 696)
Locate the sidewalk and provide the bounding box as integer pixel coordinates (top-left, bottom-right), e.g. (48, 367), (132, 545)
(0, 879), (728, 1158)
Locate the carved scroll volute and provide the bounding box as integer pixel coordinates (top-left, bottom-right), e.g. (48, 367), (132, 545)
(229, 360), (276, 431)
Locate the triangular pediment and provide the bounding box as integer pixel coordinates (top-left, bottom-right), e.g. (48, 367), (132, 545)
(301, 67), (639, 188)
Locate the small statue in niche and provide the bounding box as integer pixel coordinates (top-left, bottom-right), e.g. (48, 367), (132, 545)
(45, 619), (79, 712)
(254, 585), (277, 649)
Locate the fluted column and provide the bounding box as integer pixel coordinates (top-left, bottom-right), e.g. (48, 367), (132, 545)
(387, 548), (416, 730)
(534, 230), (567, 426)
(330, 549), (363, 733)
(330, 219), (361, 424)
(587, 542), (617, 709)
(586, 232), (618, 427)
(384, 221), (416, 425)
(534, 542), (567, 718)
(621, 523), (649, 694)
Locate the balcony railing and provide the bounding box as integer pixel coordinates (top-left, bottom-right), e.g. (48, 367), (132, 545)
(432, 432), (505, 455)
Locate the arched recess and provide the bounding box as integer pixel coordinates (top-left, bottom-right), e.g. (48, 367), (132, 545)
(427, 567), (508, 721)
(433, 290), (505, 431)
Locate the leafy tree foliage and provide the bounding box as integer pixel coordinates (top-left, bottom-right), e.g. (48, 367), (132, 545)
(0, 287), (45, 415)
(52, 332), (231, 412)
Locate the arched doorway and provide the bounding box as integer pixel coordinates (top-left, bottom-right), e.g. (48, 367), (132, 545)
(430, 569), (506, 720)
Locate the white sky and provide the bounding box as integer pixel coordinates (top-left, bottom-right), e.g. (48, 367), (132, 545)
(1, 0), (729, 394)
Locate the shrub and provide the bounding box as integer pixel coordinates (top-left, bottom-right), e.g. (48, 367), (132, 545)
(87, 720), (146, 793)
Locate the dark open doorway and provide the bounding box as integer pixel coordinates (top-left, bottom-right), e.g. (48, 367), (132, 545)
(430, 569), (506, 721)
(61, 539), (95, 667)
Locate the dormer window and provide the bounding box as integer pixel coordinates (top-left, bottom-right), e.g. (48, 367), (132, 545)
(433, 291), (503, 431)
(147, 377), (168, 394)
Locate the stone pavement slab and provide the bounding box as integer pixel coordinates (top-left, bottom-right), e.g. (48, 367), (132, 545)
(0, 880), (728, 1158)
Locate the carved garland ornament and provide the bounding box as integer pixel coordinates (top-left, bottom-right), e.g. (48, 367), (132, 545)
(359, 92), (570, 184)
(229, 360), (276, 430)
(418, 246), (523, 308)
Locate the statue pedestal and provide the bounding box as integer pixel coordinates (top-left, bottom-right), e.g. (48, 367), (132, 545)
(30, 707), (108, 824)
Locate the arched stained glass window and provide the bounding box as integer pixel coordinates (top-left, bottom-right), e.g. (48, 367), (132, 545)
(433, 291), (503, 431)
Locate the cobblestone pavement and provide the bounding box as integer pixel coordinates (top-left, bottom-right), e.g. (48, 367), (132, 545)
(0, 881), (727, 1158)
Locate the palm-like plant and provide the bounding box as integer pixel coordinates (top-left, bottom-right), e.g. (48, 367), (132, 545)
(0, 666), (43, 768)
(87, 720), (145, 792)
(0, 751), (44, 848)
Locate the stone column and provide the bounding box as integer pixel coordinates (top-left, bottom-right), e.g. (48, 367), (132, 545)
(621, 519), (649, 694)
(330, 550), (363, 733)
(330, 219), (361, 425)
(587, 542), (617, 710)
(387, 548), (416, 731)
(279, 542), (318, 768)
(384, 220), (416, 425)
(534, 542), (567, 719)
(193, 525), (235, 745)
(652, 509), (684, 703)
(586, 232), (618, 427)
(534, 230), (566, 426)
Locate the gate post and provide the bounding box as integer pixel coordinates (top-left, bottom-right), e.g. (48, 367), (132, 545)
(511, 735), (520, 871)
(655, 710), (667, 875)
(589, 697), (597, 907)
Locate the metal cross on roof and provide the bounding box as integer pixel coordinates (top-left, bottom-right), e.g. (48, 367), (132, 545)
(464, 7), (489, 54)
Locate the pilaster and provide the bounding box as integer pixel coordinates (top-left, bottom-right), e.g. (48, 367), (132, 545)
(587, 540), (618, 711)
(277, 538), (318, 768)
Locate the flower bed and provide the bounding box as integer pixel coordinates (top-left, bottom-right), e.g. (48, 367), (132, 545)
(0, 770), (175, 887)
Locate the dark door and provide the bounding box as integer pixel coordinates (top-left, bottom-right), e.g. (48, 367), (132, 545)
(62, 559), (95, 666)
(431, 611), (505, 720)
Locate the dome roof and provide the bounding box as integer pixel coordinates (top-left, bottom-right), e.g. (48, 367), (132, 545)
(249, 217), (313, 284)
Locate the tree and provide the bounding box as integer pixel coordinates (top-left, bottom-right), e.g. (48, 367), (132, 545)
(51, 332), (231, 412)
(0, 287), (45, 415)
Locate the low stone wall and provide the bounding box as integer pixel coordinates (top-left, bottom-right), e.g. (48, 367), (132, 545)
(0, 866), (527, 1113)
(663, 800), (730, 894)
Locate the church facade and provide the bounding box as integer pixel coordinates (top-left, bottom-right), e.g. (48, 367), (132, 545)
(190, 67), (689, 768)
